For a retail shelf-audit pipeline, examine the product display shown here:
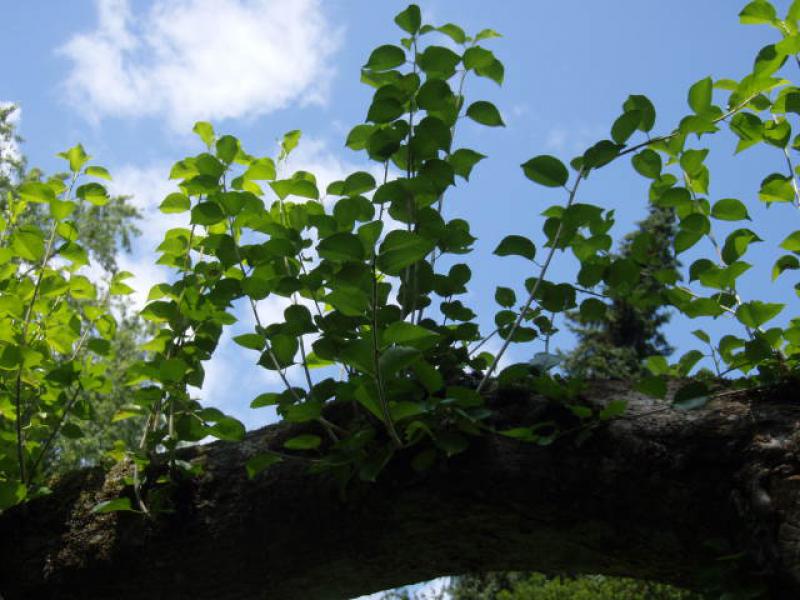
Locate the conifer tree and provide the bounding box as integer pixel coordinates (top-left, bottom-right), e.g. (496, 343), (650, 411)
(561, 205), (679, 379)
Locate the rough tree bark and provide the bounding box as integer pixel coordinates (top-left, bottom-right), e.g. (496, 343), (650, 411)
(1, 380), (800, 599)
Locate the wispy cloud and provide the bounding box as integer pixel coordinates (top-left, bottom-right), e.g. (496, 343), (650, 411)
(544, 124), (606, 155)
(59, 0), (341, 130)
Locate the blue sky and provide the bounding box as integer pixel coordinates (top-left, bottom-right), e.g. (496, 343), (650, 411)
(2, 0), (798, 429)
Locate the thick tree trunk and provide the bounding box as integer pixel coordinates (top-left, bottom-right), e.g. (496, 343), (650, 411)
(2, 381), (800, 599)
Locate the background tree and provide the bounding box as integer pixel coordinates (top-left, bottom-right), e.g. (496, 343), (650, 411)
(561, 205), (678, 379)
(0, 107), (147, 481)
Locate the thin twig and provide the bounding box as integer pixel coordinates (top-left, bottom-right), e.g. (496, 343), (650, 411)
(477, 171), (586, 393)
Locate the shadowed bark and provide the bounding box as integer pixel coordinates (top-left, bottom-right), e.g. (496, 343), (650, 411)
(2, 380), (800, 599)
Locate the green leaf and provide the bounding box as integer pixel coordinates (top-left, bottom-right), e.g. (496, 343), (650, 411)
(631, 149), (662, 179)
(84, 166), (111, 181)
(606, 258), (639, 292)
(673, 382), (710, 411)
(635, 375), (667, 399)
(465, 101), (504, 127)
(493, 235), (536, 260)
(159, 358), (188, 383)
(191, 201), (225, 226)
(475, 58), (505, 86)
(418, 46), (461, 79)
(412, 360), (444, 394)
(345, 124), (374, 151)
(463, 46), (494, 71)
(736, 301), (784, 328)
(437, 23), (467, 44)
(367, 98), (404, 123)
(475, 28), (502, 41)
(251, 393), (281, 408)
(216, 135), (239, 163)
(325, 287), (369, 317)
(109, 271), (135, 295)
(730, 112), (763, 153)
(365, 45), (406, 71)
(207, 415), (246, 442)
(611, 110), (641, 144)
(416, 79), (454, 111)
(76, 183), (109, 206)
(688, 77), (713, 114)
(18, 181), (55, 204)
(58, 144), (90, 172)
(764, 118), (791, 148)
(11, 229), (45, 262)
(677, 349), (704, 376)
(495, 286), (516, 307)
(193, 121), (215, 147)
(394, 4), (421, 34)
(342, 171), (376, 195)
(317, 232), (365, 263)
(780, 230), (800, 252)
(674, 229), (703, 254)
(711, 198), (750, 221)
(246, 453), (282, 479)
(760, 173), (795, 203)
(383, 322), (440, 350)
(0, 345), (22, 370)
(721, 228), (761, 264)
(243, 158), (277, 181)
(739, 0), (777, 24)
(579, 297), (606, 322)
(270, 334), (298, 367)
(377, 230), (435, 275)
(280, 130), (301, 160)
(159, 193), (191, 214)
(448, 148), (486, 180)
(582, 140), (622, 170)
(92, 497), (135, 513)
(233, 333), (265, 351)
(284, 305), (316, 335)
(0, 480), (27, 509)
(622, 95), (656, 132)
(521, 155), (568, 187)
(379, 345), (421, 377)
(645, 355), (670, 376)
(284, 434), (321, 450)
(772, 255), (800, 280)
(599, 399), (627, 420)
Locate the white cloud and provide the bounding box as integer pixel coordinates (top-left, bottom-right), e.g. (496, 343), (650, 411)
(544, 124), (605, 155)
(60, 0), (340, 130)
(103, 162), (180, 308)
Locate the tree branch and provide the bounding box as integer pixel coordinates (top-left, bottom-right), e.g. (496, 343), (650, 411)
(2, 381), (800, 599)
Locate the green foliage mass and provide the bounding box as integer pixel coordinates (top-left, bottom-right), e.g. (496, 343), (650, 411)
(443, 573), (702, 600)
(0, 11), (799, 600)
(494, 573), (700, 600)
